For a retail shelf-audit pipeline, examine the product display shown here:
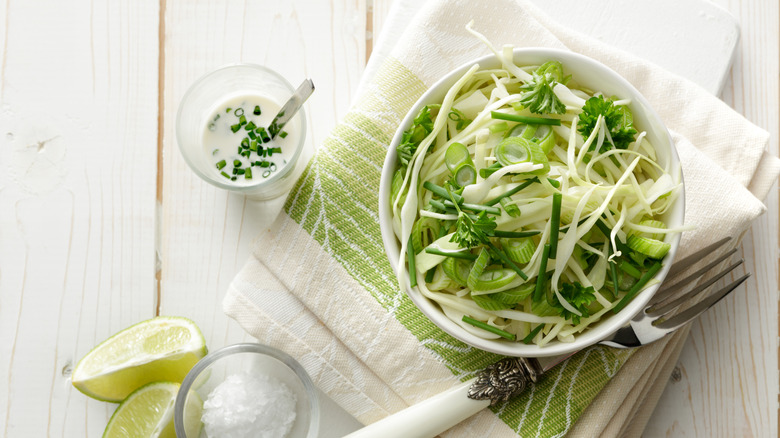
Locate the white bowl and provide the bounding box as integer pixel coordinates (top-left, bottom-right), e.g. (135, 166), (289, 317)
(378, 48), (684, 357)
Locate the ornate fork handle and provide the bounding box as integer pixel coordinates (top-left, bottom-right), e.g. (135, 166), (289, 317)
(468, 357), (544, 405)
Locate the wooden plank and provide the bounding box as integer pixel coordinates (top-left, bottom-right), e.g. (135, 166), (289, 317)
(0, 0), (159, 436)
(159, 0), (367, 357)
(645, 0), (779, 436)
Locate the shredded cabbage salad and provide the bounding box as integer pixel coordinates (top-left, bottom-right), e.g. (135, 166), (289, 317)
(390, 24), (683, 347)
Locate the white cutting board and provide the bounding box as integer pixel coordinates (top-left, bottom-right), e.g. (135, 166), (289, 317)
(363, 0), (739, 96)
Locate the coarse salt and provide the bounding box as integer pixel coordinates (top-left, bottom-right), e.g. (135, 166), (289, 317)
(202, 371), (297, 438)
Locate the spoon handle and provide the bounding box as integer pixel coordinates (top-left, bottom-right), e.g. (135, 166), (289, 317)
(269, 78), (315, 138)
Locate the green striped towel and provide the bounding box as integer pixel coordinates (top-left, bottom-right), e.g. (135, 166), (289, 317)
(224, 0), (777, 436)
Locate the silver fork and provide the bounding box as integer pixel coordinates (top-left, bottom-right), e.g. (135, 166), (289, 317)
(345, 237), (750, 438)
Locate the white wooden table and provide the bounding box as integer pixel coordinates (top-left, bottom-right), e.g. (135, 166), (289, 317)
(0, 1), (776, 436)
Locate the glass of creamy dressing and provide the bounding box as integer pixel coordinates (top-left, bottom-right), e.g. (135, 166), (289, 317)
(177, 64), (307, 200)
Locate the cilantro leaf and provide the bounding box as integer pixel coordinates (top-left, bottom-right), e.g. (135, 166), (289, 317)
(396, 105), (437, 167)
(518, 61), (568, 115)
(555, 282), (597, 324)
(451, 210), (496, 248)
(577, 95), (638, 151)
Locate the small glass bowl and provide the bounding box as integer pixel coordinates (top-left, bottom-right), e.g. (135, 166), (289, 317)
(176, 64), (307, 200)
(173, 343), (320, 438)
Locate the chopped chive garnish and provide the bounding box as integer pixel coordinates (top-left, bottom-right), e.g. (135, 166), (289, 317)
(212, 148), (219, 155)
(220, 171), (230, 179)
(258, 161), (270, 168)
(239, 115), (247, 125)
(609, 248), (619, 298)
(233, 159), (242, 167)
(485, 178), (537, 206)
(270, 147), (282, 154)
(241, 138), (249, 148)
(245, 168), (252, 179)
(245, 121), (256, 131)
(237, 146), (242, 154)
(250, 141), (258, 152)
(534, 244), (551, 302)
(441, 199), (500, 215)
(231, 176), (237, 181)
(549, 193), (562, 258)
(235, 168), (245, 175)
(230, 124), (241, 133)
(247, 130), (257, 140)
(490, 111), (562, 126)
(234, 108), (244, 116)
(486, 241), (528, 280)
(425, 267), (436, 283)
(253, 105), (261, 115)
(612, 261), (663, 313)
(492, 230), (540, 238)
(522, 324), (545, 344)
(232, 168), (238, 175)
(279, 131), (288, 138)
(462, 316), (516, 341)
(424, 247), (478, 260)
(216, 160), (227, 170)
(269, 163), (277, 171)
(423, 181), (464, 204)
(225, 107), (232, 113)
(596, 219), (632, 254)
(262, 170), (271, 178)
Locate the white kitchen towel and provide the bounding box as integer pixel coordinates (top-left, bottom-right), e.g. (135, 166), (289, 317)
(224, 0), (779, 436)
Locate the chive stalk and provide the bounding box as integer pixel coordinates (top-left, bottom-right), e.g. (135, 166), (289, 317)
(424, 247), (478, 260)
(612, 261), (663, 313)
(462, 316), (516, 341)
(549, 193), (562, 258)
(491, 111), (562, 126)
(533, 244), (551, 302)
(522, 323), (545, 344)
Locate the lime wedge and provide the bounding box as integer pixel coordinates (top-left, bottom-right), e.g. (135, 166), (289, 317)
(72, 316), (207, 402)
(103, 381), (203, 438)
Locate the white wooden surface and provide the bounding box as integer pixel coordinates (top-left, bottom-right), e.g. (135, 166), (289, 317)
(0, 1), (776, 437)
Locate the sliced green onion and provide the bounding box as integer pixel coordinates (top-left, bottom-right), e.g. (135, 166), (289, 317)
(533, 244), (551, 302)
(493, 282), (535, 305)
(216, 160), (227, 170)
(522, 323), (545, 344)
(489, 122), (509, 133)
(549, 193), (562, 258)
(253, 105), (261, 115)
(486, 241), (528, 280)
(471, 267), (518, 291)
(234, 108), (244, 117)
(442, 257), (472, 286)
(233, 159), (242, 167)
(466, 248), (491, 291)
(220, 171), (230, 179)
(612, 261), (663, 313)
(471, 294), (514, 310)
(500, 197), (521, 217)
(280, 131), (288, 138)
(462, 316), (516, 340)
(445, 142), (472, 172)
(453, 163), (477, 187)
(230, 124), (241, 133)
(494, 137), (549, 177)
(501, 237), (535, 264)
(491, 111), (562, 126)
(479, 163), (502, 178)
(245, 121), (257, 131)
(239, 115), (247, 125)
(627, 235), (671, 259)
(245, 168), (253, 179)
(505, 123), (537, 139)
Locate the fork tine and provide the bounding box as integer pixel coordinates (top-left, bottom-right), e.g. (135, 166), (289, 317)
(649, 247), (739, 306)
(653, 274), (750, 330)
(666, 236), (732, 278)
(647, 259), (743, 316)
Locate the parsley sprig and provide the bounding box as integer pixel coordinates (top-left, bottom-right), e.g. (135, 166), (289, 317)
(554, 282), (597, 324)
(577, 95), (638, 151)
(397, 105), (437, 167)
(518, 61), (568, 115)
